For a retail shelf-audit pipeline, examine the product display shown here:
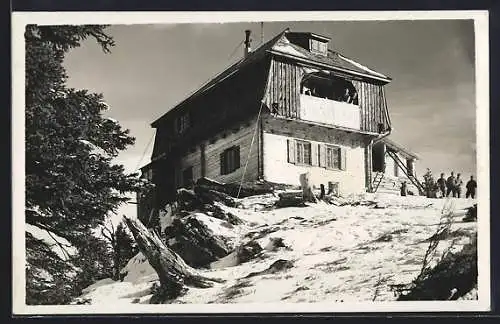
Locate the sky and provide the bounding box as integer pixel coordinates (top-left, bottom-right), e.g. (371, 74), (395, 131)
(63, 20), (476, 217)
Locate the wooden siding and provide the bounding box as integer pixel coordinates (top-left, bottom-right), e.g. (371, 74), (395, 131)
(352, 80), (390, 133)
(164, 116), (260, 196)
(263, 56), (391, 134)
(263, 57), (303, 118)
(151, 58), (271, 161)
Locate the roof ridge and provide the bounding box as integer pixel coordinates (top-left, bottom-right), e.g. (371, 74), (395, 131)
(151, 28), (290, 126)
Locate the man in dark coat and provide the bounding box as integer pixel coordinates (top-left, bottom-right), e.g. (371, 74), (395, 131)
(455, 173), (464, 198)
(466, 175), (477, 199)
(400, 181), (408, 196)
(446, 171), (456, 197)
(436, 173), (446, 198)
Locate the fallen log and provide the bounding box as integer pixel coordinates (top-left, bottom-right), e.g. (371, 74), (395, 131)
(275, 192), (306, 208)
(123, 216), (224, 303)
(196, 177), (274, 198)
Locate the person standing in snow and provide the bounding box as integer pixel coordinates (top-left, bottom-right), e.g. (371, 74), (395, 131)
(455, 173), (464, 198)
(436, 173), (446, 198)
(466, 175), (477, 199)
(400, 181), (408, 196)
(446, 171), (456, 197)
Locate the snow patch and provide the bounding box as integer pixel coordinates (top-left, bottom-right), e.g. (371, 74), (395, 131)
(79, 194), (477, 305)
(26, 224), (77, 260)
(337, 54), (389, 79)
(100, 102), (110, 111)
(120, 252), (157, 284)
(192, 211), (239, 240)
(159, 205), (175, 232)
(273, 43), (308, 58)
(79, 139), (110, 158)
(104, 117), (118, 123)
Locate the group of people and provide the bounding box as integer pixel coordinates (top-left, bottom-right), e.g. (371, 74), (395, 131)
(301, 85), (359, 105)
(436, 172), (477, 199)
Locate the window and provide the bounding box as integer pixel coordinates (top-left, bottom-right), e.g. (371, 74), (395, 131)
(182, 166), (193, 187)
(296, 140), (312, 165)
(326, 145), (342, 170)
(310, 39), (328, 56)
(175, 112), (190, 134)
(319, 144), (346, 170)
(220, 146), (240, 175)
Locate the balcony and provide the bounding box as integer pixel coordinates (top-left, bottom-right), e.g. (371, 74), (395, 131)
(299, 94), (361, 130)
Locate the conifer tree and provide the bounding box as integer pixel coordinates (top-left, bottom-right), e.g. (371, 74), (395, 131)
(24, 24), (148, 304)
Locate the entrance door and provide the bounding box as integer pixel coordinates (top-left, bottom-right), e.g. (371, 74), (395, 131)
(372, 142), (385, 172)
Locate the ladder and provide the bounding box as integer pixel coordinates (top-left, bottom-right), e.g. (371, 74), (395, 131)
(372, 172), (385, 193)
(386, 150), (425, 195)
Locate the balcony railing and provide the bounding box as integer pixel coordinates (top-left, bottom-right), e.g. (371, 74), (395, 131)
(299, 94), (361, 130)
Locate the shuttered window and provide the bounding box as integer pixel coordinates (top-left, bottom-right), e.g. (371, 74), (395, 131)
(322, 145), (347, 171)
(296, 140), (312, 165)
(220, 146), (240, 175)
(326, 145), (341, 170)
(288, 140), (345, 170)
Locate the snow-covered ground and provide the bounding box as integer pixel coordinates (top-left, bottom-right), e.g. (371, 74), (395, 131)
(78, 193), (477, 305)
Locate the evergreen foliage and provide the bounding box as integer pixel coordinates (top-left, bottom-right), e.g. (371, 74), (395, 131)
(24, 24), (149, 304)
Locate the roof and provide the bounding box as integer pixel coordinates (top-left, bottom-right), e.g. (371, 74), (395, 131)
(270, 35), (391, 82)
(286, 31), (331, 42)
(151, 29), (289, 128)
(152, 28), (392, 127)
(381, 138), (419, 160)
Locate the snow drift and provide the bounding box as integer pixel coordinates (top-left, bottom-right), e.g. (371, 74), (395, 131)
(77, 190), (477, 304)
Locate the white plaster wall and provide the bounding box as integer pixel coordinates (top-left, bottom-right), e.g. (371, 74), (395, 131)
(384, 152), (412, 177)
(263, 132), (366, 195)
(384, 154), (397, 177)
(300, 95), (361, 130)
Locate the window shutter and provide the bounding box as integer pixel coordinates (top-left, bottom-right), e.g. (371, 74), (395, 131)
(319, 144), (326, 168)
(287, 139), (296, 164)
(340, 147), (347, 170)
(220, 152), (226, 175)
(311, 143), (319, 166)
(235, 146), (241, 169)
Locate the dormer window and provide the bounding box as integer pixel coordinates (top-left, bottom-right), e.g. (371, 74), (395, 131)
(310, 39), (328, 56)
(285, 32), (330, 56)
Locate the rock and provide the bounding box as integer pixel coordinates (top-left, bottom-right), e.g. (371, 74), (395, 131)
(245, 259), (294, 278)
(264, 237), (288, 252)
(164, 215), (232, 268)
(463, 204), (477, 222)
(236, 240), (263, 264)
(210, 240), (263, 269)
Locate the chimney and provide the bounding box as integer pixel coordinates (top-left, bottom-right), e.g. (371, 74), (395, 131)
(244, 29), (252, 57)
